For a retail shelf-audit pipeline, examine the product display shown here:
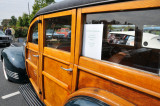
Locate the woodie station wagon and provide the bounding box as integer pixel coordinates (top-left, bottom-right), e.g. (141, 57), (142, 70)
(23, 0), (160, 105)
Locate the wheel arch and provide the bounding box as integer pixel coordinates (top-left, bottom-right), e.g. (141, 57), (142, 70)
(1, 47), (25, 70)
(64, 87), (135, 106)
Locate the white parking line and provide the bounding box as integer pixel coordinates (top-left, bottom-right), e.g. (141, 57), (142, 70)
(1, 91), (20, 99)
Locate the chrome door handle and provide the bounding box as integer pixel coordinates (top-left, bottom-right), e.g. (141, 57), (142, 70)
(61, 66), (72, 72)
(33, 55), (39, 57)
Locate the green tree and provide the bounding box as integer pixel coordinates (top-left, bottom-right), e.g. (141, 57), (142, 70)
(16, 16), (23, 27)
(9, 16), (17, 27)
(29, 0), (55, 22)
(22, 13), (29, 27)
(1, 19), (10, 27)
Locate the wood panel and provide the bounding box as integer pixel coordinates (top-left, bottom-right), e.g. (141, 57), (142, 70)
(44, 47), (70, 63)
(82, 0), (160, 14)
(43, 56), (72, 90)
(42, 71), (69, 90)
(75, 9), (83, 65)
(44, 76), (69, 106)
(78, 70), (160, 105)
(70, 9), (76, 64)
(27, 63), (38, 86)
(27, 42), (39, 52)
(44, 10), (72, 19)
(79, 57), (160, 98)
(27, 50), (39, 66)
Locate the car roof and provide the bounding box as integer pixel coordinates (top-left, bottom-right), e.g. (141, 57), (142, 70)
(33, 0), (133, 22)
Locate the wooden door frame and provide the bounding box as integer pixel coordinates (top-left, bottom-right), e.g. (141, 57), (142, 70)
(39, 9), (77, 102)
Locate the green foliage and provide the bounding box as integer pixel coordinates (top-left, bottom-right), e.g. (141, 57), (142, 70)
(15, 27), (28, 38)
(9, 16), (17, 27)
(22, 13), (29, 27)
(1, 19), (10, 27)
(16, 16), (23, 27)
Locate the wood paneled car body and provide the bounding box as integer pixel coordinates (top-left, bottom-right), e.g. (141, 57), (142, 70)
(25, 0), (160, 105)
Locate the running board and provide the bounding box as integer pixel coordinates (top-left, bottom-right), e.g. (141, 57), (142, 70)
(19, 83), (45, 106)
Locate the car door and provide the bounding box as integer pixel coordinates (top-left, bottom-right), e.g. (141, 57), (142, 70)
(42, 10), (76, 106)
(26, 17), (41, 97)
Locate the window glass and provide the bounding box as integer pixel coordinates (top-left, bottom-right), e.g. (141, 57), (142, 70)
(107, 25), (135, 46)
(45, 15), (71, 52)
(29, 22), (38, 44)
(142, 25), (160, 49)
(83, 9), (160, 74)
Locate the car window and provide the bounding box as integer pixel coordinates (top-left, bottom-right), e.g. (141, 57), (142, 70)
(82, 9), (160, 75)
(29, 22), (38, 44)
(45, 15), (71, 52)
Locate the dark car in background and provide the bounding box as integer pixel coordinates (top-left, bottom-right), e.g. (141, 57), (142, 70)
(0, 30), (12, 46)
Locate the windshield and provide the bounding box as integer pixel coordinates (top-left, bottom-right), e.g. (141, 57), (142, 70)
(0, 31), (5, 36)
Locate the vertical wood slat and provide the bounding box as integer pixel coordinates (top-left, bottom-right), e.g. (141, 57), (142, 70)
(75, 9), (83, 65)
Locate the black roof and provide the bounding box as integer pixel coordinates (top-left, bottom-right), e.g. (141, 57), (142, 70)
(33, 0), (133, 21)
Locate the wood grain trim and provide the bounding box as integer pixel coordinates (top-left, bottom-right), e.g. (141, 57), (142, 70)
(43, 53), (70, 65)
(25, 47), (30, 78)
(44, 47), (70, 63)
(44, 10), (72, 19)
(82, 0), (160, 14)
(70, 9), (76, 64)
(78, 66), (160, 98)
(30, 78), (39, 95)
(64, 88), (135, 106)
(75, 9), (83, 65)
(27, 42), (39, 52)
(30, 17), (40, 27)
(41, 15), (45, 53)
(44, 100), (51, 106)
(71, 65), (78, 92)
(42, 71), (69, 91)
(27, 47), (38, 53)
(26, 59), (37, 70)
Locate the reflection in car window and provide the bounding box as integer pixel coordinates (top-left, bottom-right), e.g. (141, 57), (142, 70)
(142, 25), (160, 49)
(30, 22), (38, 44)
(45, 15), (71, 52)
(107, 25), (135, 46)
(83, 9), (160, 75)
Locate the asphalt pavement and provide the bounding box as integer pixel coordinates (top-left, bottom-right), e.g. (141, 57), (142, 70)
(0, 44), (28, 106)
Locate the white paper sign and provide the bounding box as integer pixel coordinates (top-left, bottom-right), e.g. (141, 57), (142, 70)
(82, 24), (104, 60)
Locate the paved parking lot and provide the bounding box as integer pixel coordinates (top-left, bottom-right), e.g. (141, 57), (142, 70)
(0, 45), (28, 106)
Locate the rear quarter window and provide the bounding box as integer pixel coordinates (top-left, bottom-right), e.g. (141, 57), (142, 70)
(82, 9), (160, 75)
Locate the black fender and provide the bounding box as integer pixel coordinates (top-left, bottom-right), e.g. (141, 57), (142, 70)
(1, 46), (28, 83)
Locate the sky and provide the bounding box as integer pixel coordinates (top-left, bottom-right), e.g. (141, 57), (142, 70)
(0, 0), (64, 25)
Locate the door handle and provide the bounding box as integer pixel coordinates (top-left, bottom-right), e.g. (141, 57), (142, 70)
(33, 55), (39, 57)
(61, 66), (72, 72)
